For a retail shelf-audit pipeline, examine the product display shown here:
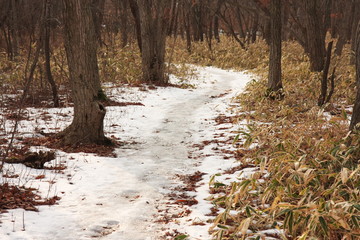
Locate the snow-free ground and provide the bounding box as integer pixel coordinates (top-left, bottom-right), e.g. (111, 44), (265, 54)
(0, 66), (253, 240)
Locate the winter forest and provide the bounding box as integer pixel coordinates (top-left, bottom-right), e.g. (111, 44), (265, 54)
(0, 0), (359, 239)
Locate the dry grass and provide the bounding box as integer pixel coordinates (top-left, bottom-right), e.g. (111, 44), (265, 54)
(172, 37), (360, 239)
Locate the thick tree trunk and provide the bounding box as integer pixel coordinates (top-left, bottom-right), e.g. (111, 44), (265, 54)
(61, 0), (107, 145)
(304, 0), (326, 72)
(268, 0), (282, 94)
(137, 0), (168, 85)
(350, 20), (360, 131)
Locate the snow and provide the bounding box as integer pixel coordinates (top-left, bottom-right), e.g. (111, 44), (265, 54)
(0, 66), (253, 240)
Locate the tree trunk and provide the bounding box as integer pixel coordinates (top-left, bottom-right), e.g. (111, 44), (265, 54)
(350, 0), (360, 65)
(268, 0), (282, 94)
(118, 0), (129, 48)
(335, 1), (353, 56)
(214, 13), (220, 43)
(350, 20), (360, 131)
(184, 3), (192, 53)
(60, 0), (107, 145)
(129, 0), (142, 52)
(167, 0), (177, 35)
(137, 0), (169, 85)
(44, 0), (59, 107)
(10, 0), (19, 60)
(263, 19), (271, 45)
(251, 13), (259, 43)
(92, 0), (106, 45)
(304, 0), (326, 72)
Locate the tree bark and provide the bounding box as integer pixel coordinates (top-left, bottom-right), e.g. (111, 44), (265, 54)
(44, 0), (59, 107)
(251, 13), (259, 43)
(318, 41), (334, 106)
(9, 0), (19, 60)
(60, 0), (107, 145)
(92, 0), (106, 45)
(335, 1), (354, 56)
(183, 1), (192, 53)
(304, 0), (326, 72)
(268, 0), (282, 94)
(214, 13), (220, 43)
(129, 0), (142, 52)
(118, 0), (129, 48)
(350, 0), (360, 65)
(350, 20), (360, 131)
(137, 0), (169, 85)
(167, 0), (177, 35)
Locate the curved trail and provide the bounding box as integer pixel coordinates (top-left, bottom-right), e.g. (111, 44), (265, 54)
(0, 67), (251, 240)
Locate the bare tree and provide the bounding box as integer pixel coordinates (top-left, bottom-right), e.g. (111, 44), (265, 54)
(59, 0), (108, 145)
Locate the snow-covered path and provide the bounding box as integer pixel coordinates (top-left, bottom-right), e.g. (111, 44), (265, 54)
(0, 67), (252, 240)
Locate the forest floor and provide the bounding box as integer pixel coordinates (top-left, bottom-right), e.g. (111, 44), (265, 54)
(0, 66), (254, 240)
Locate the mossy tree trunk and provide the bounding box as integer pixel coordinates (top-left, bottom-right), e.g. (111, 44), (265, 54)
(60, 0), (107, 145)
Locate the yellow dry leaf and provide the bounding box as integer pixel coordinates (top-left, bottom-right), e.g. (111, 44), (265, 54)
(270, 196), (281, 211)
(330, 212), (351, 230)
(341, 168), (349, 184)
(238, 217), (251, 235)
(349, 166), (360, 179)
(297, 231), (309, 240)
(338, 219), (350, 230)
(260, 157), (267, 172)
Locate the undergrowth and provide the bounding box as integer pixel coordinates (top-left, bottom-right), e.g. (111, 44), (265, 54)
(0, 38), (194, 106)
(171, 38), (359, 239)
